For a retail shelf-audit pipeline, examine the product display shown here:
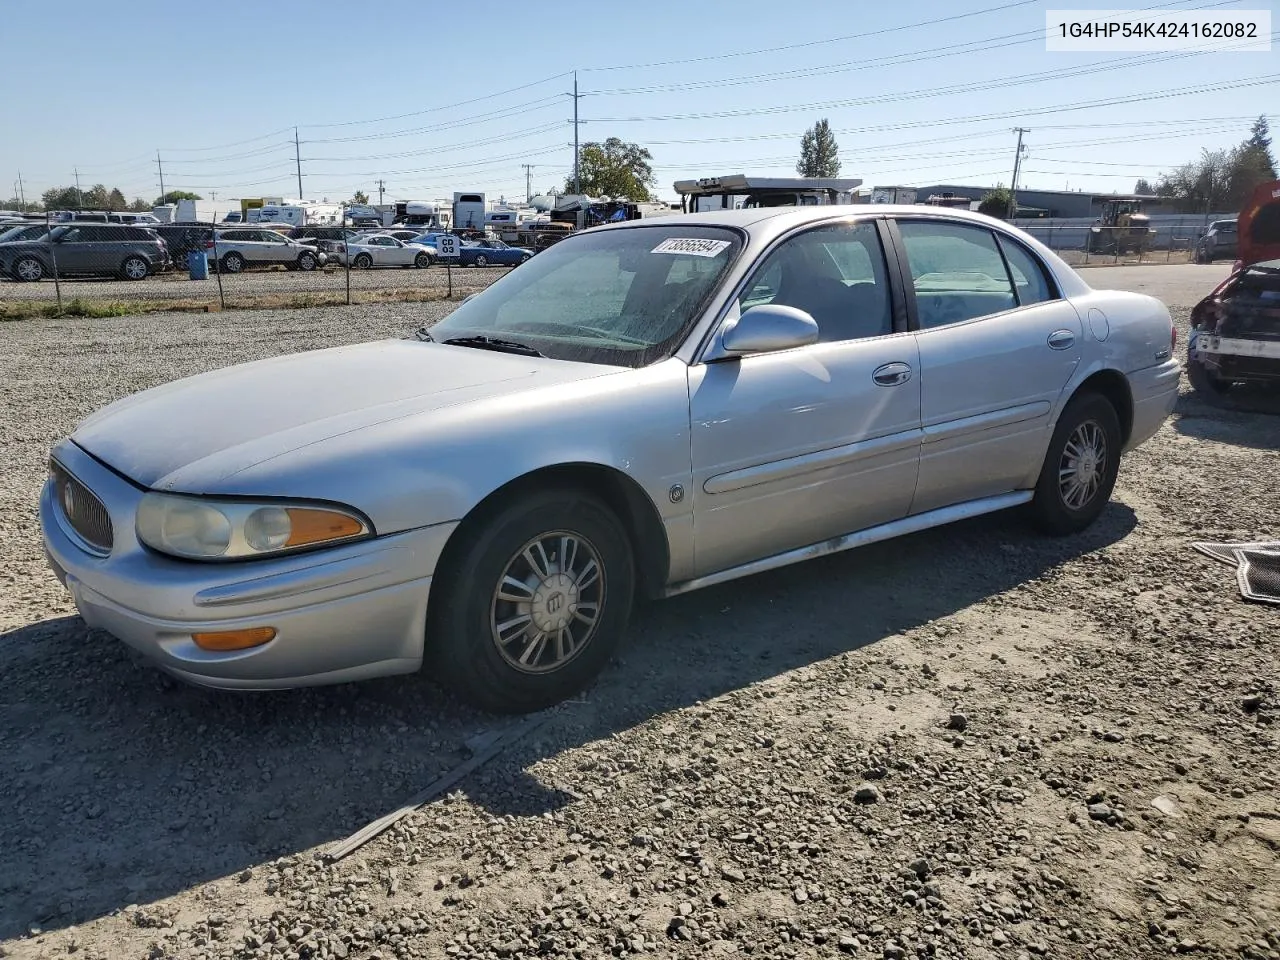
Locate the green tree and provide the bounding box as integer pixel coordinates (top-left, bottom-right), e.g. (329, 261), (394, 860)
(42, 186), (81, 210)
(564, 138), (655, 200)
(1134, 178), (1153, 195)
(978, 184), (1013, 218)
(157, 190), (202, 205)
(796, 118), (841, 178)
(106, 188), (128, 211)
(127, 197), (152, 212)
(352, 189), (369, 205)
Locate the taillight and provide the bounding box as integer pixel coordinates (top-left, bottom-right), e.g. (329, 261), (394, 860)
(204, 240), (214, 249)
(1171, 324), (1177, 351)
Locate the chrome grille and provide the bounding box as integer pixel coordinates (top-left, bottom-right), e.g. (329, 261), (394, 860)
(50, 461), (114, 554)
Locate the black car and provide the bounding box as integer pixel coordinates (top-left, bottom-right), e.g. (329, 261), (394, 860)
(1194, 218), (1238, 263)
(149, 223), (214, 267)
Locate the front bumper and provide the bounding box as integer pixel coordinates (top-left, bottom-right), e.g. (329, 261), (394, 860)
(40, 440), (458, 690)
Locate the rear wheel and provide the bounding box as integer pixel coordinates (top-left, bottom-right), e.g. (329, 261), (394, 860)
(13, 255), (44, 281)
(474, 254), (488, 267)
(428, 488), (635, 714)
(120, 256), (149, 280)
(1030, 392), (1122, 536)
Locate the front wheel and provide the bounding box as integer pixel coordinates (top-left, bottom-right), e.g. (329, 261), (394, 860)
(297, 252), (317, 271)
(1187, 352), (1233, 405)
(415, 252), (432, 268)
(428, 489), (635, 714)
(518, 253), (531, 264)
(1029, 392), (1122, 536)
(222, 252), (245, 274)
(353, 253), (373, 269)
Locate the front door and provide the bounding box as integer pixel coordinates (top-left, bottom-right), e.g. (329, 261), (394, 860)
(891, 218), (1084, 513)
(688, 219), (922, 576)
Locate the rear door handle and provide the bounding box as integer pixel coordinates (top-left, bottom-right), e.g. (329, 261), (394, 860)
(873, 361), (913, 386)
(1047, 329), (1076, 350)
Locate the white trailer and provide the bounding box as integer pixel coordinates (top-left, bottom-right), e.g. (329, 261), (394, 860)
(255, 202), (345, 227)
(453, 192), (486, 231)
(674, 174), (863, 212)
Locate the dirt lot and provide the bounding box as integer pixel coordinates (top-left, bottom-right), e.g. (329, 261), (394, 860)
(1, 265), (1277, 960)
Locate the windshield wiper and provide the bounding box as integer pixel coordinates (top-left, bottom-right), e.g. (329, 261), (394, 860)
(441, 335), (545, 357)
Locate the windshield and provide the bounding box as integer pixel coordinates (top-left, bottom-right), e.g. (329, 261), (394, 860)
(427, 224), (743, 367)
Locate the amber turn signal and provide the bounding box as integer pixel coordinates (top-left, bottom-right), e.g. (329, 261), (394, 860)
(192, 626), (277, 651)
(285, 508), (365, 547)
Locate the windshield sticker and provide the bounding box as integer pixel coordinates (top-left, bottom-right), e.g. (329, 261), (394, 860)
(651, 237), (732, 258)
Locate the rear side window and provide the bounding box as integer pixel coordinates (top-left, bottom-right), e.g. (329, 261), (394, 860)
(896, 220), (1017, 328)
(994, 234), (1056, 306)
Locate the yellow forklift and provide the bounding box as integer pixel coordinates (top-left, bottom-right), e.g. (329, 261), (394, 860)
(1086, 198), (1157, 255)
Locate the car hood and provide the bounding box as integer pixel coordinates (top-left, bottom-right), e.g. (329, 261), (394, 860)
(1237, 179), (1280, 268)
(71, 339), (616, 489)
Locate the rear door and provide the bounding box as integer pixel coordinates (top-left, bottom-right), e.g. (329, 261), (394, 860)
(889, 217), (1084, 513)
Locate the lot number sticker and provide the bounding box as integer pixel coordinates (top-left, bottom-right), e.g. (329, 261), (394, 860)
(651, 237), (732, 258)
(437, 235), (461, 259)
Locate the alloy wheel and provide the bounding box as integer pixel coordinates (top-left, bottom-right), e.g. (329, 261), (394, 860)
(1058, 420), (1107, 510)
(489, 530), (604, 675)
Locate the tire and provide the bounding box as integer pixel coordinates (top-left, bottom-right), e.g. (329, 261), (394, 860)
(518, 253), (531, 264)
(120, 256), (149, 281)
(428, 488), (635, 714)
(1187, 353), (1233, 405)
(13, 255), (44, 282)
(1029, 391), (1122, 536)
(353, 253), (373, 270)
(474, 254), (488, 267)
(297, 252), (317, 271)
(415, 252), (432, 268)
(222, 252), (245, 274)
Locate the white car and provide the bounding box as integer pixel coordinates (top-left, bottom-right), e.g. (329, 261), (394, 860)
(210, 229), (326, 273)
(335, 235), (437, 269)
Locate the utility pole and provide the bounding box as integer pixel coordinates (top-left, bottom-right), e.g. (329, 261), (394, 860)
(522, 164), (535, 203)
(16, 170), (25, 209)
(377, 179), (385, 204)
(294, 127), (304, 200)
(74, 168), (83, 209)
(571, 71), (581, 194)
(156, 151), (166, 206)
(1008, 127), (1029, 219)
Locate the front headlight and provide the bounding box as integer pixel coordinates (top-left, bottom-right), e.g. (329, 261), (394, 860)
(136, 493), (371, 560)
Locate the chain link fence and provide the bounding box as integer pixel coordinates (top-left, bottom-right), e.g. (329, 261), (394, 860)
(0, 213), (512, 319)
(1010, 214), (1229, 266)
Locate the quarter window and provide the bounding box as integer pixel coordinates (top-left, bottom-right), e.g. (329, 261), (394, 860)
(995, 234), (1056, 306)
(737, 221), (892, 342)
(897, 220), (1017, 328)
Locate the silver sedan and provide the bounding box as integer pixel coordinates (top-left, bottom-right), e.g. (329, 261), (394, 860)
(40, 206), (1180, 712)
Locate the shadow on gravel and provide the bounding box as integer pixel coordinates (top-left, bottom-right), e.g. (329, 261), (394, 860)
(1173, 389), (1280, 449)
(0, 503), (1135, 940)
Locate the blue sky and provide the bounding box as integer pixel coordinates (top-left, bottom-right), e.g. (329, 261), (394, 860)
(2, 0), (1274, 207)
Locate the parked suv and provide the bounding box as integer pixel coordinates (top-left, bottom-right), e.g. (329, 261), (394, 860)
(0, 223), (170, 281)
(1195, 219), (1238, 263)
(209, 228), (326, 272)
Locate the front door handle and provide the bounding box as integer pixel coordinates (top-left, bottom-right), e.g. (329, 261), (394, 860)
(1047, 329), (1076, 350)
(872, 361), (913, 386)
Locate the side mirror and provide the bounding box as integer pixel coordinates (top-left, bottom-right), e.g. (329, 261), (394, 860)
(720, 304), (820, 355)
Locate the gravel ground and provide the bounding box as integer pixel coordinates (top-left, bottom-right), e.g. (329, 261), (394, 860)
(1, 270), (1277, 960)
(0, 264), (509, 303)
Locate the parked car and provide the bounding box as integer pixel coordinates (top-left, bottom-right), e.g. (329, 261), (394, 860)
(0, 223), (51, 244)
(208, 228), (325, 273)
(150, 224), (214, 266)
(1194, 218), (1238, 263)
(368, 229), (424, 243)
(458, 237), (533, 266)
(288, 226), (361, 243)
(108, 212), (161, 225)
(332, 235), (436, 269)
(0, 223), (169, 281)
(1186, 180), (1280, 402)
(38, 207), (1179, 712)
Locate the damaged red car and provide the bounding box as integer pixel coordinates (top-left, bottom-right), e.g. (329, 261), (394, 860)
(1187, 179), (1280, 403)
